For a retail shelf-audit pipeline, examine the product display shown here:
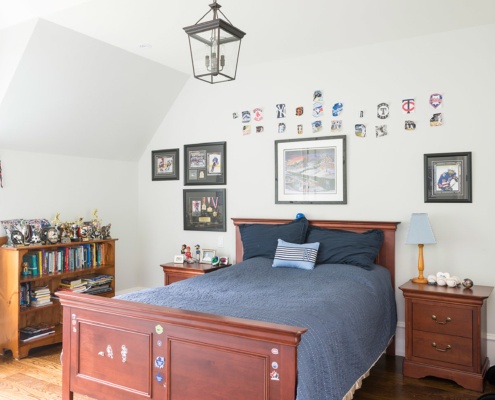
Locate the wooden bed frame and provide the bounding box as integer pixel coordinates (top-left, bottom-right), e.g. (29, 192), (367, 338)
(58, 218), (399, 400)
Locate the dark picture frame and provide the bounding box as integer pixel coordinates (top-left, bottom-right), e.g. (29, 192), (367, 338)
(424, 152), (472, 203)
(275, 136), (347, 204)
(184, 141), (226, 185)
(183, 189), (226, 232)
(151, 148), (179, 181)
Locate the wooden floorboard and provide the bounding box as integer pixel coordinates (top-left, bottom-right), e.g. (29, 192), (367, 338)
(1, 344), (494, 399)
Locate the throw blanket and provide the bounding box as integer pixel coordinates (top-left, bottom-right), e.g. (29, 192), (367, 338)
(117, 258), (397, 400)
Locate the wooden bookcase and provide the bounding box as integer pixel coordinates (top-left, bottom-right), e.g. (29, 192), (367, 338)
(0, 236), (117, 359)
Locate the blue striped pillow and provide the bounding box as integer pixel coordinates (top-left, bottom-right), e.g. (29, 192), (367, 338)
(272, 239), (320, 270)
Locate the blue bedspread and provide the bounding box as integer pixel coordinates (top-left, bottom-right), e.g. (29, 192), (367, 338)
(117, 258), (397, 400)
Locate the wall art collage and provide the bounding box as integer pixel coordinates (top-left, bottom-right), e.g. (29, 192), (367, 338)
(233, 90), (444, 138)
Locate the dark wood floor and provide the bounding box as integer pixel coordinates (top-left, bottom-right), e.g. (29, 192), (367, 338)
(1, 344), (494, 399)
(353, 354), (495, 400)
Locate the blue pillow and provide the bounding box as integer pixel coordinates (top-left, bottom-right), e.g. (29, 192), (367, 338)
(240, 217), (309, 261)
(272, 239), (320, 270)
(305, 227), (384, 270)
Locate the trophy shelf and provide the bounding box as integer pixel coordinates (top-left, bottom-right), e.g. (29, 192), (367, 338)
(0, 237), (117, 359)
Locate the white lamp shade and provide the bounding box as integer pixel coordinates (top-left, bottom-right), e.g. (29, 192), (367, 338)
(405, 213), (436, 245)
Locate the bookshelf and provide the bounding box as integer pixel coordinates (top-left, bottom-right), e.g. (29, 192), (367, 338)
(0, 237), (117, 359)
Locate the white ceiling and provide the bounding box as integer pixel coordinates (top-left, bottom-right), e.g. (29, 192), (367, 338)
(1, 0), (495, 161)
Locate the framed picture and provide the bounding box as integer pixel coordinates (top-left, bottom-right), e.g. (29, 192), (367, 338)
(184, 142), (226, 185)
(151, 149), (179, 181)
(173, 255), (184, 263)
(424, 152), (472, 203)
(200, 249), (216, 263)
(183, 188), (226, 232)
(275, 136), (347, 204)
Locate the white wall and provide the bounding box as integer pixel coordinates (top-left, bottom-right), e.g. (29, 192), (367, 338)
(0, 149), (139, 291)
(138, 23), (495, 357)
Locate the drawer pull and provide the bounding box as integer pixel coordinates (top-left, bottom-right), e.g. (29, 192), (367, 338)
(432, 342), (452, 352)
(431, 315), (451, 325)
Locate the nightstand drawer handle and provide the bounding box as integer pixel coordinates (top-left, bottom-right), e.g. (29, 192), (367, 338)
(431, 315), (451, 324)
(432, 342), (452, 352)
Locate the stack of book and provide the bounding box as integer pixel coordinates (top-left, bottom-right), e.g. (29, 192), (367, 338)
(30, 286), (53, 307)
(20, 323), (55, 342)
(83, 274), (113, 295)
(57, 277), (87, 293)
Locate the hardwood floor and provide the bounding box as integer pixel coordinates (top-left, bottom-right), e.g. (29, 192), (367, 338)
(1, 344), (494, 399)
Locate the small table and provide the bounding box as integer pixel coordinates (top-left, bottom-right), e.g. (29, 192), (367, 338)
(400, 280), (493, 391)
(160, 262), (231, 286)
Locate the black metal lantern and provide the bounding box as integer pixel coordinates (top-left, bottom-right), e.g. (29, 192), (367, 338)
(183, 1), (246, 84)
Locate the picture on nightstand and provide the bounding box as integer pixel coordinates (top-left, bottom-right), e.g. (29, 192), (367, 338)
(173, 255), (184, 263)
(200, 249), (215, 263)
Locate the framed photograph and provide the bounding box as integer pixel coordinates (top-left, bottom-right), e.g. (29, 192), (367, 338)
(152, 149), (179, 181)
(183, 188), (226, 232)
(173, 255), (184, 263)
(275, 136), (347, 204)
(184, 142), (226, 185)
(200, 249), (216, 263)
(424, 152), (472, 203)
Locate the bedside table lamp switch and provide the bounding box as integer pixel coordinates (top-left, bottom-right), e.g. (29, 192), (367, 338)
(406, 213), (436, 284)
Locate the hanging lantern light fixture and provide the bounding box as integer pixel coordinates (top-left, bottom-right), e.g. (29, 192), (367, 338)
(183, 1), (246, 84)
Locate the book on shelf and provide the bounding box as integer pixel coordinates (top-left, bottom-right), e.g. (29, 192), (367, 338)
(60, 277), (82, 286)
(30, 300), (53, 307)
(20, 329), (56, 342)
(20, 322), (55, 335)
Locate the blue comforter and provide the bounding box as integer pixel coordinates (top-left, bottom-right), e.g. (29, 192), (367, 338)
(117, 258), (397, 400)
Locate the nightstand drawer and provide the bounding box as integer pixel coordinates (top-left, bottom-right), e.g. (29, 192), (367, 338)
(412, 302), (472, 338)
(412, 330), (473, 367)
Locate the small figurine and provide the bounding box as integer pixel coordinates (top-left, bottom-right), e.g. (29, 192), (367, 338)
(195, 244), (201, 261)
(181, 244), (187, 254)
(185, 246), (194, 263)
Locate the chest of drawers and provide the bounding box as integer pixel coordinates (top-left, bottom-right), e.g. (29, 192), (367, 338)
(400, 281), (493, 391)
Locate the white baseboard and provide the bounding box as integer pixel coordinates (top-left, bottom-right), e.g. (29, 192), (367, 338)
(394, 322), (495, 366)
(115, 286), (147, 296)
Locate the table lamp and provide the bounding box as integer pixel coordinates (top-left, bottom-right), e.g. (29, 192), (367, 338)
(405, 213), (436, 283)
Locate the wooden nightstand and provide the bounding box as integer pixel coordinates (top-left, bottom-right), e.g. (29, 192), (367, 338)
(160, 262), (231, 285)
(400, 280), (493, 391)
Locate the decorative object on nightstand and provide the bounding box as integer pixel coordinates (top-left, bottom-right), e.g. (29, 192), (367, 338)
(405, 213), (436, 283)
(400, 281), (493, 391)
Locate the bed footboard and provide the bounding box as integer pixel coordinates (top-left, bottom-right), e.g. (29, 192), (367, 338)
(58, 292), (306, 400)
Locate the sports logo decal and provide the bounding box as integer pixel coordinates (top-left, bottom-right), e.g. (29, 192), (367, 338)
(312, 102), (323, 117)
(429, 93), (443, 108)
(311, 120), (322, 133)
(332, 103), (343, 117)
(295, 106), (304, 116)
(313, 90), (323, 102)
(253, 108), (263, 121)
(331, 120), (342, 132)
(430, 113), (443, 126)
(355, 124), (366, 137)
(405, 121), (416, 131)
(375, 125), (388, 137)
(276, 104), (286, 118)
(242, 111), (251, 123)
(377, 103), (389, 119)
(402, 99), (415, 114)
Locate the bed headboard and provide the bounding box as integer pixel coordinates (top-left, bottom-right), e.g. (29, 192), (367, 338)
(232, 218), (400, 287)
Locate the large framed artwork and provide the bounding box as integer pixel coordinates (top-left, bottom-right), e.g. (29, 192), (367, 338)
(151, 149), (179, 181)
(424, 152), (472, 203)
(184, 142), (226, 185)
(275, 136), (347, 204)
(183, 189), (226, 232)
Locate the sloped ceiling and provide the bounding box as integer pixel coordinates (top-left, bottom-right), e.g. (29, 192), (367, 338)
(1, 0), (495, 161)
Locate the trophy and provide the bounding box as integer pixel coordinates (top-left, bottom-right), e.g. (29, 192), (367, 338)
(71, 220), (81, 242)
(59, 222), (71, 244)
